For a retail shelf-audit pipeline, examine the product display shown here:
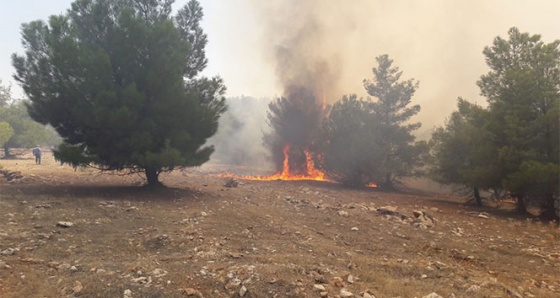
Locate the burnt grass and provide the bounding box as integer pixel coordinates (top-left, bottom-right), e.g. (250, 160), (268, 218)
(0, 152), (559, 298)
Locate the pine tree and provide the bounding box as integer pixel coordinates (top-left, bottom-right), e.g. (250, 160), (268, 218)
(430, 98), (500, 206)
(477, 27), (559, 217)
(363, 55), (426, 188)
(12, 0), (226, 186)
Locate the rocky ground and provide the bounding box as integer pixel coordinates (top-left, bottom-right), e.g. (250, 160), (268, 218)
(0, 150), (559, 298)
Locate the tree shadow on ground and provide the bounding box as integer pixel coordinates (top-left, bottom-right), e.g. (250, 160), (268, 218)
(2, 183), (208, 202)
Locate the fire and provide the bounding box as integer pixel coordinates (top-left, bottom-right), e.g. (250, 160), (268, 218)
(238, 145), (333, 182)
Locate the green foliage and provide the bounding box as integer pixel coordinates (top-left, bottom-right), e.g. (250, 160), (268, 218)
(0, 100), (61, 157)
(430, 98), (500, 188)
(431, 27), (559, 218)
(0, 80), (11, 107)
(362, 55), (427, 188)
(0, 122), (14, 147)
(12, 0), (226, 186)
(478, 27), (560, 216)
(317, 54), (428, 188)
(318, 95), (384, 186)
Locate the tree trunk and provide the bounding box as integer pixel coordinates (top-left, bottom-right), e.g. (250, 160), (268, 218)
(384, 173), (393, 189)
(473, 187), (483, 206)
(515, 195), (527, 214)
(3, 146), (11, 159)
(145, 167), (161, 187)
(541, 193), (559, 221)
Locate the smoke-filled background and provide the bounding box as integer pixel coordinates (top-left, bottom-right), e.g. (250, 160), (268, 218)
(1, 0), (557, 172)
(206, 0), (559, 171)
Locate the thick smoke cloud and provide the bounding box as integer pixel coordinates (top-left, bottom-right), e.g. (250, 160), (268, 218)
(206, 0), (559, 171)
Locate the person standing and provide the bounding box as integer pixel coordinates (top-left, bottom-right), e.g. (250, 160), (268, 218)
(32, 145), (42, 164)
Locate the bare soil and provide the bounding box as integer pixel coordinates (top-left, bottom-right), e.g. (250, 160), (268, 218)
(0, 149), (558, 298)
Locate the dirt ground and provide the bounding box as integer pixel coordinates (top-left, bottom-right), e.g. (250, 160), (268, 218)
(0, 149), (558, 298)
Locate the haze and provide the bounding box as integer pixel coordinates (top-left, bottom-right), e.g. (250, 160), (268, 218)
(1, 0), (559, 133)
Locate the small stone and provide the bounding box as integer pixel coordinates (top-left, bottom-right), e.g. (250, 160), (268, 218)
(56, 221), (74, 228)
(338, 210), (349, 217)
(332, 276), (345, 287)
(0, 248), (19, 256)
(422, 293), (443, 298)
(340, 288), (354, 297)
(466, 285), (480, 293)
(72, 281), (83, 294)
(311, 271), (326, 283)
(434, 261), (447, 269)
(421, 274), (428, 279)
(350, 227), (359, 231)
(239, 285), (248, 297)
(123, 289), (132, 298)
(201, 211), (208, 217)
(224, 178), (239, 188)
(362, 291), (377, 298)
(183, 288), (204, 297)
(314, 284), (326, 292)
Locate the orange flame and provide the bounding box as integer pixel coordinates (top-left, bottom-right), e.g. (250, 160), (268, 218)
(233, 145), (333, 182)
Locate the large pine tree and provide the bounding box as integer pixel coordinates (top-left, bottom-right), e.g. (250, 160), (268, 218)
(12, 0), (226, 186)
(363, 55), (427, 188)
(477, 27), (559, 217)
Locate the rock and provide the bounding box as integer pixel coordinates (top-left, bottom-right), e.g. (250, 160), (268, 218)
(72, 281), (83, 294)
(340, 288), (354, 297)
(314, 284), (326, 292)
(412, 211), (436, 228)
(151, 268), (168, 278)
(123, 289), (132, 298)
(239, 285), (248, 297)
(224, 178), (239, 188)
(377, 206), (398, 214)
(451, 227), (464, 236)
(422, 293), (443, 298)
(183, 288), (204, 297)
(361, 290), (377, 298)
(332, 276), (345, 287)
(311, 271), (326, 283)
(338, 210), (349, 217)
(56, 221), (74, 228)
(466, 285), (480, 293)
(434, 261), (448, 270)
(57, 263), (71, 271)
(0, 248), (19, 256)
(350, 227), (359, 231)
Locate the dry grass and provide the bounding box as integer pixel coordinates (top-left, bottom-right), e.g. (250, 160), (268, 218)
(0, 150), (559, 298)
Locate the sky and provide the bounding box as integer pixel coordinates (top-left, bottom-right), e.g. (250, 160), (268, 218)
(1, 0), (559, 133)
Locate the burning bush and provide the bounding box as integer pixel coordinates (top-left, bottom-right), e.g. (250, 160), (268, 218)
(263, 86), (327, 177)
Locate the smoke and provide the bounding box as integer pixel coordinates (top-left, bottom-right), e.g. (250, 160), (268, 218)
(249, 0), (353, 102)
(207, 96), (272, 174)
(206, 0), (560, 172)
(239, 0), (560, 134)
